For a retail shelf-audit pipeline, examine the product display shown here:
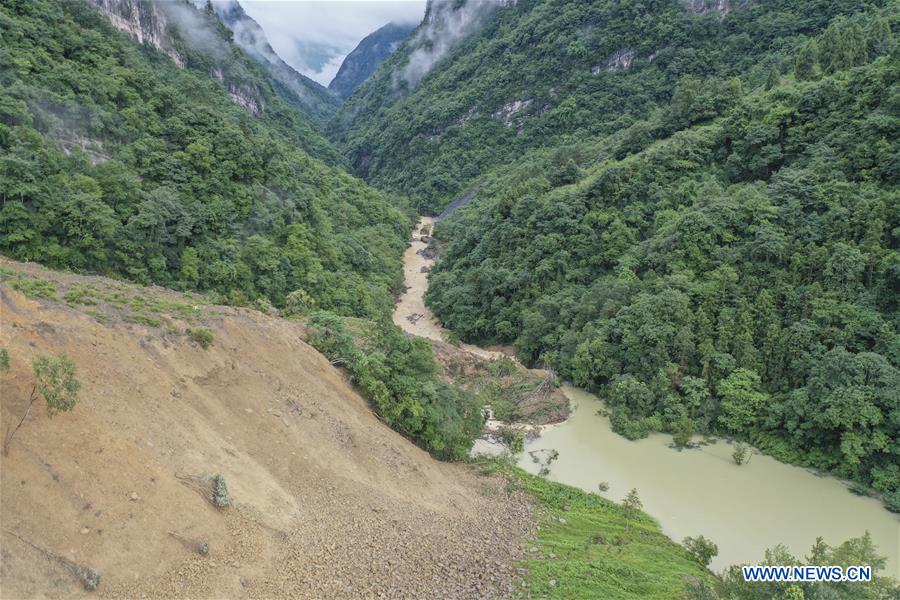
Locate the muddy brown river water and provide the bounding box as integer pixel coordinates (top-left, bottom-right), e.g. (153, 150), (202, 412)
(396, 217), (899, 576)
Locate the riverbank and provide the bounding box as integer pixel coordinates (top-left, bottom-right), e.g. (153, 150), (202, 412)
(519, 386), (900, 575)
(394, 216), (899, 579)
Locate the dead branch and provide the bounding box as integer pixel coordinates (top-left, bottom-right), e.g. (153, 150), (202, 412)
(3, 384), (38, 455)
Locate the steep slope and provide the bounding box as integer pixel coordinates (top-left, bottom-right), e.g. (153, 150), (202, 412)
(328, 22), (416, 101)
(424, 6), (900, 511)
(333, 0), (887, 213)
(0, 0), (409, 319)
(202, 0), (340, 124)
(0, 260), (535, 598)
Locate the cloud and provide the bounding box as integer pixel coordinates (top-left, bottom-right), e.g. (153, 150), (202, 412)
(400, 0), (504, 88)
(237, 1), (426, 85)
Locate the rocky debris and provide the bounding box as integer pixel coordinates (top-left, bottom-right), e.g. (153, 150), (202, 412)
(420, 266), (431, 273)
(416, 246), (437, 260)
(1, 259), (541, 599)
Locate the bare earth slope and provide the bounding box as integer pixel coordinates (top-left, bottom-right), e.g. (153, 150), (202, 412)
(0, 259), (532, 599)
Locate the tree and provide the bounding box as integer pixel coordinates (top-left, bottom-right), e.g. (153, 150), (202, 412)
(820, 18), (868, 75)
(622, 488), (642, 513)
(717, 368), (768, 435)
(764, 67), (780, 90)
(4, 354), (81, 454)
(683, 535), (719, 567)
(794, 40), (819, 81)
(732, 442), (750, 465)
(867, 17), (894, 58)
(668, 76), (700, 130)
(673, 415), (694, 449)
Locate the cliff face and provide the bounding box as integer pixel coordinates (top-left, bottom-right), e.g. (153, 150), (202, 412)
(89, 0), (271, 116)
(89, 0), (184, 66)
(205, 0), (339, 123)
(328, 22), (415, 101)
(87, 0), (335, 121)
(402, 0), (514, 88)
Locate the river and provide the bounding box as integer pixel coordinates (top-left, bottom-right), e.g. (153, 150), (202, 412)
(395, 217), (900, 576)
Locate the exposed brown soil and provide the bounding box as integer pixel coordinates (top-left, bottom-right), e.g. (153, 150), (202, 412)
(0, 259), (535, 599)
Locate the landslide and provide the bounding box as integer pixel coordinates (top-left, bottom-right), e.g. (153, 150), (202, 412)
(0, 258), (533, 599)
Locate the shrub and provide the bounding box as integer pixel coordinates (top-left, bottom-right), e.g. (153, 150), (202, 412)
(187, 327), (214, 349)
(498, 427), (525, 453)
(5, 354), (81, 454)
(672, 415), (694, 449)
(683, 535), (719, 567)
(0, 349), (9, 372)
(732, 442), (750, 465)
(76, 566), (101, 591)
(622, 488), (643, 513)
(883, 489), (900, 513)
(33, 354), (80, 416)
(488, 356), (517, 377)
(283, 289), (314, 316)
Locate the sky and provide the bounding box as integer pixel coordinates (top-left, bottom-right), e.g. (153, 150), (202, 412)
(238, 1), (426, 86)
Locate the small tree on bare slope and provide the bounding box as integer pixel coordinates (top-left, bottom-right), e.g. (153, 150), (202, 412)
(4, 354), (80, 455)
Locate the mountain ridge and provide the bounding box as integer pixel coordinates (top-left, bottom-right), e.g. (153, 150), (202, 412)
(329, 21), (416, 101)
(202, 0), (340, 123)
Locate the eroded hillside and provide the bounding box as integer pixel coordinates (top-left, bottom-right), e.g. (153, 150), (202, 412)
(0, 259), (533, 599)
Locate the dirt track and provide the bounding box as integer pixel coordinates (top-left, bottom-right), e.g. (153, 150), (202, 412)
(0, 259), (534, 599)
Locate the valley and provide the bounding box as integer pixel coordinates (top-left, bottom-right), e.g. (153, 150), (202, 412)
(1, 0), (899, 597)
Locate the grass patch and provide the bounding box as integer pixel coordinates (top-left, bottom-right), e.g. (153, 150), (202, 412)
(479, 460), (716, 599)
(125, 314), (162, 328)
(85, 310), (109, 324)
(64, 284), (100, 306)
(186, 327), (214, 349)
(7, 276), (59, 301)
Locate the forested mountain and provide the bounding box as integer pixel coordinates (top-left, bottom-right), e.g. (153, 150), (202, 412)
(337, 0), (900, 511)
(0, 0), (410, 319)
(200, 0), (340, 124)
(329, 22), (416, 101)
(334, 0), (896, 213)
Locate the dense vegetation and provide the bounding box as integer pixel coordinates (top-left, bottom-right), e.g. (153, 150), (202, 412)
(398, 4), (900, 510)
(335, 0), (892, 214)
(0, 0), (410, 318)
(306, 312), (483, 460)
